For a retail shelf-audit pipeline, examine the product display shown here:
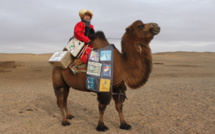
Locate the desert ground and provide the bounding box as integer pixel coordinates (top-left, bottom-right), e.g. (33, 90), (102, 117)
(0, 52), (215, 134)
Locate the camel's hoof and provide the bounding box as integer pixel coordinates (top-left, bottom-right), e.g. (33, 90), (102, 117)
(120, 123), (132, 130)
(66, 115), (74, 120)
(61, 121), (70, 126)
(96, 125), (109, 132)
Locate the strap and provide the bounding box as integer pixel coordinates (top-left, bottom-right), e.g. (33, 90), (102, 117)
(112, 81), (128, 102)
(76, 44), (88, 58)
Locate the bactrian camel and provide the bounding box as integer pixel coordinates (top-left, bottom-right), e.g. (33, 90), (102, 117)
(52, 20), (160, 131)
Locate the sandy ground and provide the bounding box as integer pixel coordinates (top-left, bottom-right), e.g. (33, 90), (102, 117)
(0, 52), (215, 134)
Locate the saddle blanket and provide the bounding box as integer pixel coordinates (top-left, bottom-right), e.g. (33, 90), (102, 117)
(86, 44), (114, 92)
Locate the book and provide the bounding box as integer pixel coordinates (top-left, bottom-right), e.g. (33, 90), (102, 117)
(87, 61), (102, 76)
(99, 79), (111, 92)
(100, 50), (112, 61)
(89, 50), (99, 62)
(101, 64), (111, 77)
(86, 76), (96, 90)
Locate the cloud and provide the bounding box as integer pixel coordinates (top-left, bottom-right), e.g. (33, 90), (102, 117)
(0, 0), (215, 53)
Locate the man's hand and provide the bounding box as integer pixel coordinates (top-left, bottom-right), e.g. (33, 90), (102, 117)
(88, 40), (93, 45)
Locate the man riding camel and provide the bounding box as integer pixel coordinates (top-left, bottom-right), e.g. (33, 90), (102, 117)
(70, 9), (95, 74)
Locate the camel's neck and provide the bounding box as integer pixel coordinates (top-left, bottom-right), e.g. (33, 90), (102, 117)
(120, 38), (152, 89)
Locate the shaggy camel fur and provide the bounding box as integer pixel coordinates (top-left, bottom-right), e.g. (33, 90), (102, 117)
(52, 20), (160, 131)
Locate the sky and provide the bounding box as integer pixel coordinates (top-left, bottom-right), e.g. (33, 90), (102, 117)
(0, 0), (215, 54)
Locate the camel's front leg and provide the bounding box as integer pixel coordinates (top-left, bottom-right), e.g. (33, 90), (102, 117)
(114, 99), (131, 130)
(96, 93), (111, 131)
(113, 82), (132, 130)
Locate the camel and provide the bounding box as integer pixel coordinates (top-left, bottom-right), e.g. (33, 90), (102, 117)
(52, 20), (160, 131)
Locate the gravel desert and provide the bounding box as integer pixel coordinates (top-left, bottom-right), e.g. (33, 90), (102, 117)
(0, 52), (215, 134)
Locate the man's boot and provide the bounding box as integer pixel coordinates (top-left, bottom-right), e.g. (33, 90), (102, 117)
(70, 59), (83, 75)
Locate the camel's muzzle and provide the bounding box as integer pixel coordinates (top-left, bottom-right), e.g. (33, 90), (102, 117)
(151, 24), (161, 35)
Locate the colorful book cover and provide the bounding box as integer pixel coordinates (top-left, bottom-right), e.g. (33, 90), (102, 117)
(89, 50), (99, 62)
(99, 79), (111, 92)
(86, 76), (95, 90)
(87, 61), (102, 76)
(101, 64), (111, 77)
(100, 50), (112, 61)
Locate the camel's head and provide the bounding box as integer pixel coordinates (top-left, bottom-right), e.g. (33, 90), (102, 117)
(126, 20), (160, 41)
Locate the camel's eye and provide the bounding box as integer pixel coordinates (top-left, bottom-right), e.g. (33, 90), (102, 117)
(137, 25), (144, 30)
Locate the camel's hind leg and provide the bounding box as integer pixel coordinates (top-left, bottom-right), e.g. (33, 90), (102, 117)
(53, 69), (74, 126)
(54, 87), (74, 126)
(113, 82), (131, 130)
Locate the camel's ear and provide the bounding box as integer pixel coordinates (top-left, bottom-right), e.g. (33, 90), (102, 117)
(126, 27), (133, 33)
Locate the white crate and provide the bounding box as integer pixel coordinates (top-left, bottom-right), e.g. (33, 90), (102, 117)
(49, 51), (72, 69)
